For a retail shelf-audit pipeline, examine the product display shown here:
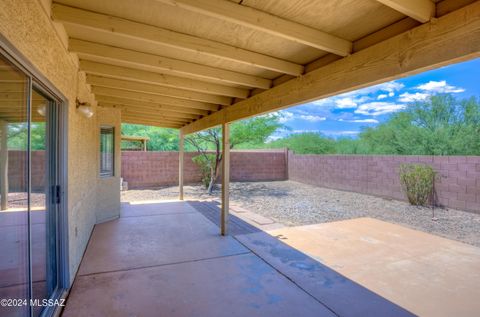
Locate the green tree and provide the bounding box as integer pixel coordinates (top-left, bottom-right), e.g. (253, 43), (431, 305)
(121, 124), (179, 151)
(359, 94), (480, 155)
(187, 115), (282, 193)
(267, 132), (335, 154)
(7, 122), (45, 150)
(121, 94), (480, 158)
(263, 94), (480, 155)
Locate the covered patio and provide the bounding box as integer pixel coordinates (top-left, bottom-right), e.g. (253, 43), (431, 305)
(46, 0), (480, 236)
(62, 200), (412, 317)
(1, 0), (480, 316)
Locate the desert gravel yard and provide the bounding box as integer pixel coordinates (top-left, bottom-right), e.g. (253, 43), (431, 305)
(121, 180), (480, 247)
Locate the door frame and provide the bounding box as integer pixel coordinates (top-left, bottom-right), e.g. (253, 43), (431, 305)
(0, 33), (70, 313)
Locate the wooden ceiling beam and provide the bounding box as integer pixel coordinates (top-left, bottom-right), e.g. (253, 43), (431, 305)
(155, 0), (352, 56)
(121, 115), (186, 122)
(121, 117), (182, 128)
(376, 0), (435, 23)
(121, 111), (192, 124)
(80, 60), (248, 98)
(121, 111), (190, 122)
(92, 86), (219, 112)
(99, 102), (200, 120)
(52, 4), (303, 76)
(87, 75), (232, 106)
(182, 1), (480, 134)
(95, 95), (209, 116)
(70, 39), (270, 90)
(121, 115), (185, 128)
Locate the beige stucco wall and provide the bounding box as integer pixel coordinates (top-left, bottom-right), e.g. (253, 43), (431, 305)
(96, 107), (122, 223)
(0, 0), (121, 284)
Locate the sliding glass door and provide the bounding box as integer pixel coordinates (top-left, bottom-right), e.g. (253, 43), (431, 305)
(0, 51), (62, 317)
(30, 88), (59, 317)
(0, 45), (30, 317)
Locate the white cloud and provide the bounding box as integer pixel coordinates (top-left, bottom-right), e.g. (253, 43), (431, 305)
(278, 111), (294, 123)
(307, 80), (404, 110)
(341, 81), (404, 97)
(377, 94), (388, 100)
(339, 118), (379, 123)
(266, 135), (283, 142)
(299, 115), (326, 122)
(398, 92), (431, 103)
(335, 98), (358, 109)
(384, 82), (405, 92)
(277, 111), (326, 123)
(417, 80), (465, 93)
(310, 99), (331, 106)
(354, 102), (406, 116)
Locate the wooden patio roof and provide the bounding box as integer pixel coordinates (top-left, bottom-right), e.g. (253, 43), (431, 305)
(45, 0), (480, 133)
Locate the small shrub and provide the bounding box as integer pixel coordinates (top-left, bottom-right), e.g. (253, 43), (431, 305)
(399, 163), (437, 206)
(192, 154), (216, 189)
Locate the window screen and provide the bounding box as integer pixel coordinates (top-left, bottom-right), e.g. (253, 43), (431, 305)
(100, 127), (114, 177)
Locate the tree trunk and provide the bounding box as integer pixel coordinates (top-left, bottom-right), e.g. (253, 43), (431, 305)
(207, 155), (222, 194)
(207, 169), (215, 194)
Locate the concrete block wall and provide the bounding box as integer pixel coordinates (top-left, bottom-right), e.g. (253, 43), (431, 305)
(9, 150), (479, 213)
(8, 150), (46, 192)
(121, 152), (202, 188)
(288, 152), (480, 214)
(228, 150), (287, 182)
(121, 150), (287, 189)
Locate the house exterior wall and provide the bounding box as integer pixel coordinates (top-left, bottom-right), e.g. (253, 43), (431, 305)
(288, 152), (480, 214)
(0, 0), (121, 284)
(96, 107), (122, 223)
(121, 150), (287, 188)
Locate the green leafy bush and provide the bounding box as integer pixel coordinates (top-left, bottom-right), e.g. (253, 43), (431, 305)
(399, 164), (437, 206)
(192, 154), (216, 189)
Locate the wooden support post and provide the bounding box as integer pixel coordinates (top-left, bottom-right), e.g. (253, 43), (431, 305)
(179, 129), (184, 200)
(0, 121), (8, 211)
(143, 139), (147, 152)
(221, 123), (230, 236)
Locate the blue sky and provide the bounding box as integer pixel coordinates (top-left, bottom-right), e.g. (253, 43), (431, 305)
(272, 57), (480, 139)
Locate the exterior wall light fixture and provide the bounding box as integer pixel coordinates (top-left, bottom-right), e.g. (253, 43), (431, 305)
(37, 104), (46, 116)
(76, 99), (94, 118)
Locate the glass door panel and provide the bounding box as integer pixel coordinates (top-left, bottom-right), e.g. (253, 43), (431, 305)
(31, 89), (58, 317)
(0, 52), (30, 317)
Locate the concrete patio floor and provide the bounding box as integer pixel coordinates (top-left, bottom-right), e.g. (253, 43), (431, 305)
(61, 201), (412, 317)
(268, 218), (480, 317)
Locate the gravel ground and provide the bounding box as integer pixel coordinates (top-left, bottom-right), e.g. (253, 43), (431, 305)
(6, 193), (46, 208)
(121, 181), (480, 247)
